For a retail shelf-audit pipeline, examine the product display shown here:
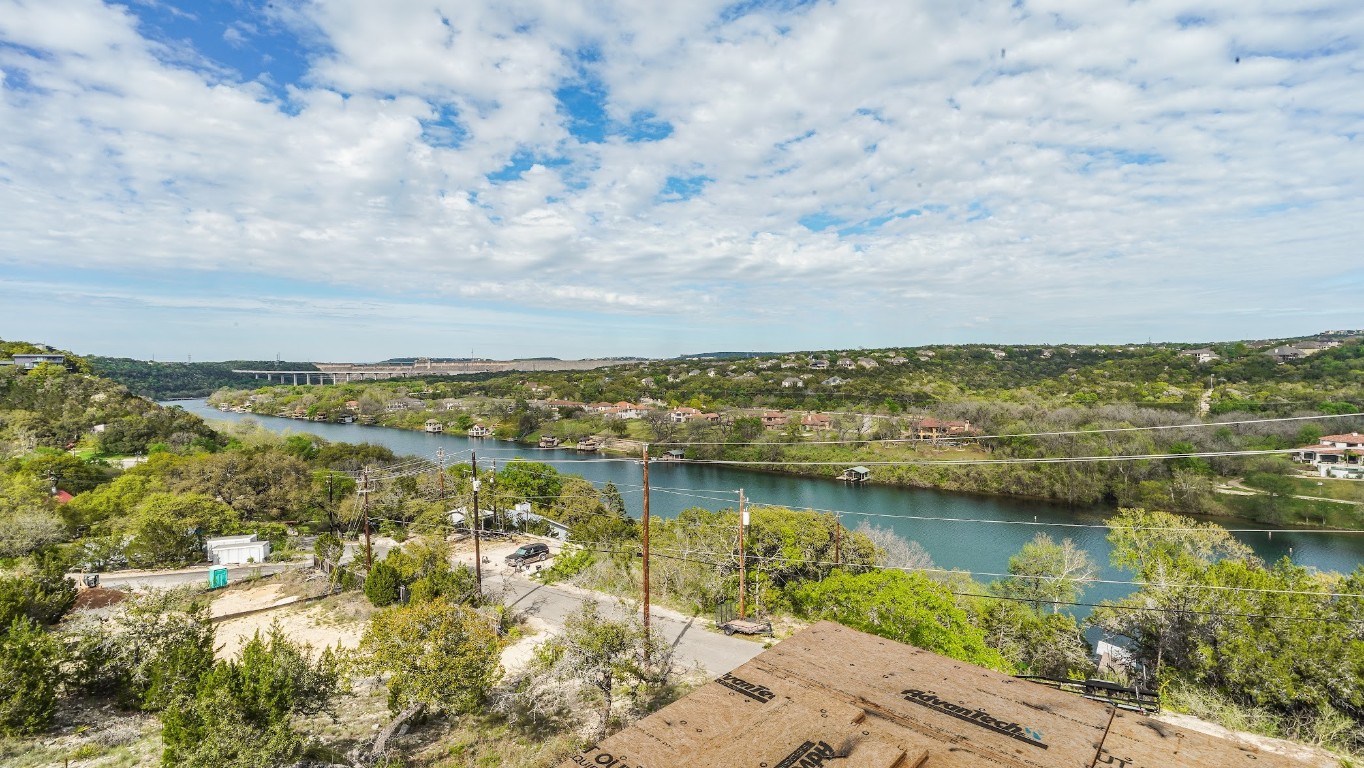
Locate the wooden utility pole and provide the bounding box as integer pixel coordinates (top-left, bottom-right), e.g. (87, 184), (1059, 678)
(436, 447), (445, 501)
(738, 488), (747, 620)
(471, 453), (482, 590)
(361, 467), (373, 570)
(833, 511), (841, 568)
(642, 444), (651, 633)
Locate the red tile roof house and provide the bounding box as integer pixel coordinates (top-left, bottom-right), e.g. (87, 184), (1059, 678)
(604, 403), (646, 419)
(801, 413), (832, 431)
(669, 407), (702, 424)
(761, 411), (789, 430)
(1292, 433), (1364, 469)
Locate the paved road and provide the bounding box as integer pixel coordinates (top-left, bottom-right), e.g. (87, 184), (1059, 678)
(1217, 478), (1364, 505)
(70, 561), (301, 590)
(483, 567), (765, 675)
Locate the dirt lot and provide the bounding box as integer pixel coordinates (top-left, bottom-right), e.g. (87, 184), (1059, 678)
(207, 572), (367, 658)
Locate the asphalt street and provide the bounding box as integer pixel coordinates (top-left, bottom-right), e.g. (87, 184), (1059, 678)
(484, 565), (765, 675)
(69, 561), (300, 590)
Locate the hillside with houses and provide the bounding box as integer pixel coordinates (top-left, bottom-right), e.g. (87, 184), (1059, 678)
(201, 332), (1364, 528)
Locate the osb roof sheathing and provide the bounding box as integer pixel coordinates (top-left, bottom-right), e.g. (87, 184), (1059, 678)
(557, 621), (1317, 768)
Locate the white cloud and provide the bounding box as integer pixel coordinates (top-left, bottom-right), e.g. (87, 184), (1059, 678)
(1, 0), (1362, 358)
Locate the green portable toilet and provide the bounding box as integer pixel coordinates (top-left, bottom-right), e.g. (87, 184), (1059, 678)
(208, 566), (229, 590)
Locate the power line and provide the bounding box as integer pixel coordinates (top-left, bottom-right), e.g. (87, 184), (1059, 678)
(652, 411), (1364, 447)
(682, 448), (1299, 466)
(560, 542), (1364, 625)
(353, 453), (1364, 536)
(735, 497), (1364, 535)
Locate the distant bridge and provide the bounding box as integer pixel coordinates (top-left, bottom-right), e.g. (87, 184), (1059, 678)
(231, 367), (496, 385)
(233, 357), (631, 385)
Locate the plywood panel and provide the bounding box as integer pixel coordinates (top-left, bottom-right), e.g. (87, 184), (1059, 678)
(555, 621), (1322, 768)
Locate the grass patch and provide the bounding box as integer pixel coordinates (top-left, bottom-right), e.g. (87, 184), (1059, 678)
(1163, 681), (1363, 762)
(1223, 493), (1364, 528)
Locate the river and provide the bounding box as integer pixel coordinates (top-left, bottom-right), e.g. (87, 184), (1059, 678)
(170, 399), (1364, 613)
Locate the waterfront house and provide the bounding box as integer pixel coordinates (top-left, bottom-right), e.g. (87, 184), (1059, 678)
(801, 413), (833, 431)
(468, 424), (493, 438)
(539, 435), (561, 448)
(606, 402), (646, 419)
(670, 407), (702, 424)
(761, 411), (788, 430)
(840, 466), (870, 483)
(423, 419), (444, 433)
(1292, 433), (1364, 470)
(911, 418), (974, 441)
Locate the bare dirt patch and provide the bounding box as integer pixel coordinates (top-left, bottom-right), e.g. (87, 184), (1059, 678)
(214, 591), (372, 660)
(209, 581), (299, 618)
(73, 586), (126, 611)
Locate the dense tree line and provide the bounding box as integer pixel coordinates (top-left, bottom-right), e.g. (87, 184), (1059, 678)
(88, 357), (320, 399)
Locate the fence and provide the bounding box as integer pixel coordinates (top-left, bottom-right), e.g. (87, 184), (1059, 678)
(313, 555), (365, 591)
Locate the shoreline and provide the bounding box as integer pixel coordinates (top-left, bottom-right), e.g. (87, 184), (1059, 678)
(187, 400), (1352, 533)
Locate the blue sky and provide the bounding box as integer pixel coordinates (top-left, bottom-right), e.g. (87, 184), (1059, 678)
(1, 0), (1362, 361)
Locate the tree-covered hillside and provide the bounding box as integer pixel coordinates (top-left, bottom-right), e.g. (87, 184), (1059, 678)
(89, 358), (320, 400)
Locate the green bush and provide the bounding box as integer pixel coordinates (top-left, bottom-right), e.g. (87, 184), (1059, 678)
(364, 560), (401, 607)
(409, 565), (480, 606)
(0, 617), (64, 736)
(160, 624), (342, 768)
(0, 570), (77, 628)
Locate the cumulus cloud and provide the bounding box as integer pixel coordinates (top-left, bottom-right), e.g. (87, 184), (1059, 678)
(1, 0), (1362, 358)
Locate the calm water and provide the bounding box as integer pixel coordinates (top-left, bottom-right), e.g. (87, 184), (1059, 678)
(170, 400), (1364, 612)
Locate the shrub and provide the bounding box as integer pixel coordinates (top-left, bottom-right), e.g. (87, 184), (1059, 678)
(0, 570), (77, 628)
(0, 617), (64, 736)
(364, 560), (401, 607)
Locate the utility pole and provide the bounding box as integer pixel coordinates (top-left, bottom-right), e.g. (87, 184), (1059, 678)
(738, 488), (747, 620)
(436, 448), (446, 540)
(642, 444), (651, 634)
(833, 511), (841, 568)
(491, 459), (498, 532)
(361, 467), (372, 570)
(471, 453), (482, 590)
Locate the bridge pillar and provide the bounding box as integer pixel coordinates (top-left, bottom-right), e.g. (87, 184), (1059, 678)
(292, 373), (298, 385)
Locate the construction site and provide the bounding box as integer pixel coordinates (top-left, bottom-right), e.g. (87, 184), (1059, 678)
(559, 621), (1321, 768)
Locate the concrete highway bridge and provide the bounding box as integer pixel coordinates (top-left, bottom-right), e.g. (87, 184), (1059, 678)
(233, 358), (638, 385)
